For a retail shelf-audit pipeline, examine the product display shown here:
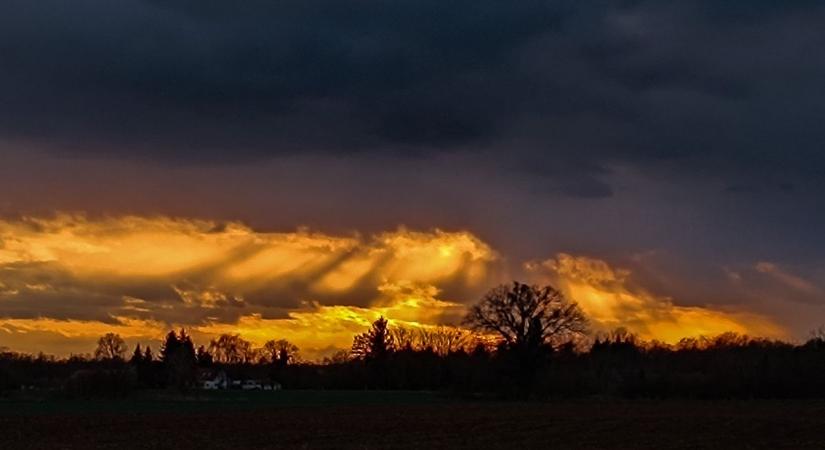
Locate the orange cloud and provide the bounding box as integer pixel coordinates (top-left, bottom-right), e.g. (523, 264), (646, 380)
(0, 316), (168, 356)
(0, 282), (470, 360)
(0, 214), (792, 357)
(528, 254), (786, 343)
(193, 281), (468, 359)
(0, 214), (495, 357)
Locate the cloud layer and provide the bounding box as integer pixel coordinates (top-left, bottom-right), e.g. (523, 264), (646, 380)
(0, 215), (496, 356)
(530, 254), (785, 343)
(3, 1), (825, 197)
(1, 2), (825, 355)
(0, 214), (493, 321)
(0, 214), (788, 358)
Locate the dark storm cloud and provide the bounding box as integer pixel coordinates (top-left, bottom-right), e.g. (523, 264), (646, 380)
(2, 0), (825, 197)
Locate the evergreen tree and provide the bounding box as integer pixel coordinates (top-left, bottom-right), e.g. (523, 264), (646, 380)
(161, 329), (197, 389)
(351, 317), (394, 362)
(351, 317), (395, 388)
(160, 330), (180, 364)
(129, 343), (144, 365)
(196, 345), (213, 367)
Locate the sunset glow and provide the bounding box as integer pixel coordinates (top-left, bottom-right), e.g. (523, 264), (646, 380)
(0, 215), (495, 357)
(0, 214), (786, 358)
(3, 3), (825, 446)
(532, 254), (786, 343)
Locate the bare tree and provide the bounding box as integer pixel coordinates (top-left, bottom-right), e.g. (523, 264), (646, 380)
(419, 326), (474, 356)
(260, 339), (299, 366)
(386, 325), (474, 356)
(209, 334), (253, 364)
(390, 326), (417, 351)
(322, 349), (352, 365)
(809, 325), (825, 342)
(94, 333), (127, 361)
(594, 327), (638, 346)
(463, 282), (587, 352)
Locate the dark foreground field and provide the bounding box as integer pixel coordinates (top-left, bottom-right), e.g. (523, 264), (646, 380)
(1, 392), (824, 449)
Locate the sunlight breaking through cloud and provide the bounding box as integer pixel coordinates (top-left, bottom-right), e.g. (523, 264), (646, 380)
(528, 254), (786, 343)
(0, 214), (789, 358)
(0, 214), (494, 357)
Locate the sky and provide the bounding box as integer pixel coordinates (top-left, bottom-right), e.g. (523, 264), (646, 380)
(0, 1), (824, 358)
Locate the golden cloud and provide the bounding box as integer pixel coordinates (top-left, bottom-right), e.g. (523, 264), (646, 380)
(0, 214), (791, 357)
(0, 282), (467, 360)
(194, 284), (465, 360)
(528, 253), (786, 343)
(0, 214), (494, 357)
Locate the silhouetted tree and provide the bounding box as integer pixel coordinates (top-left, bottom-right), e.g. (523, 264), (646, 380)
(420, 326), (474, 356)
(10, 305), (825, 399)
(464, 282), (587, 393)
(322, 350), (352, 365)
(390, 327), (417, 352)
(258, 339), (299, 387)
(129, 343), (157, 388)
(351, 317), (395, 361)
(129, 344), (144, 365)
(351, 317), (396, 389)
(209, 334), (254, 364)
(94, 333), (127, 361)
(464, 282), (587, 352)
(161, 329), (197, 389)
(143, 346), (154, 362)
(160, 331), (180, 364)
(261, 340), (299, 367)
(196, 345), (213, 367)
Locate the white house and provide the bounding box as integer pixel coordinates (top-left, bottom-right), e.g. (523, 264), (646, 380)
(200, 370), (229, 390)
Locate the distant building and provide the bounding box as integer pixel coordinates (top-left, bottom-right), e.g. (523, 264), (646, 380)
(198, 369), (281, 391)
(198, 369), (229, 390)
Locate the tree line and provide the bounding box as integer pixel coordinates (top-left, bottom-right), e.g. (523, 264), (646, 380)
(2, 281), (825, 399)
